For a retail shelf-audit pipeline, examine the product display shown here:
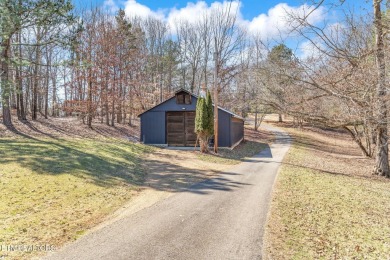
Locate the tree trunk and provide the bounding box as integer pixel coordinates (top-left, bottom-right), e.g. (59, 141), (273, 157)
(213, 43), (219, 153)
(63, 67), (68, 116)
(44, 48), (51, 119)
(278, 113), (283, 122)
(51, 67), (57, 117)
(190, 69), (196, 93)
(254, 109), (258, 131)
(344, 126), (371, 157)
(1, 37), (12, 126)
(105, 99), (109, 125)
(111, 72), (115, 127)
(373, 0), (389, 177)
(26, 73), (30, 116)
(10, 84), (16, 109)
(101, 72), (108, 125)
(32, 29), (41, 120)
(15, 30), (26, 120)
(199, 133), (209, 153)
(117, 82), (122, 124)
(87, 68), (93, 128)
(111, 99), (115, 127)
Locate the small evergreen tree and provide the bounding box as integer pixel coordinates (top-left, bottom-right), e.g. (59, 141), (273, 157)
(205, 90), (214, 137)
(195, 97), (206, 131)
(195, 90), (214, 153)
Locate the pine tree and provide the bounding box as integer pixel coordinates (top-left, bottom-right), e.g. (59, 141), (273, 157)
(195, 97), (206, 131)
(205, 90), (214, 136)
(195, 90), (214, 153)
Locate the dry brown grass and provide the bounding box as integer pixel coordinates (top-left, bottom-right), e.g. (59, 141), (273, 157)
(264, 116), (390, 259)
(197, 125), (274, 164)
(0, 116), (140, 141)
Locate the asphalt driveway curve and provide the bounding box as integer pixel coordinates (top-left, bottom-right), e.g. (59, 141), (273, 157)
(43, 125), (291, 260)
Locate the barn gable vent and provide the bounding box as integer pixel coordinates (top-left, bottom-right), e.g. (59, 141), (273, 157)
(176, 91), (191, 105)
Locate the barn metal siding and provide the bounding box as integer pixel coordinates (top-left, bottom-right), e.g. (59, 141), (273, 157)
(230, 119), (244, 146)
(217, 109), (232, 147)
(139, 90), (244, 147)
(140, 111), (166, 144)
(147, 96), (197, 112)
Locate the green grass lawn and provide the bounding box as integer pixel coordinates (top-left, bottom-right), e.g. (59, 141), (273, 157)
(266, 132), (390, 259)
(0, 137), (153, 259)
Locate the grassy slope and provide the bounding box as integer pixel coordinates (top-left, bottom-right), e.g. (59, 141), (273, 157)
(0, 137), (153, 259)
(265, 127), (390, 259)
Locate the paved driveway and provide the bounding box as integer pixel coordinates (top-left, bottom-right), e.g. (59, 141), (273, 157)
(43, 126), (291, 260)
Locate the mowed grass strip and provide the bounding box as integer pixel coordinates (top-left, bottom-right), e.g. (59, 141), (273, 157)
(265, 129), (390, 259)
(0, 137), (153, 259)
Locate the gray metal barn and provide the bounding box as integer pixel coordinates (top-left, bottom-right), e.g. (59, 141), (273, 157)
(138, 89), (244, 147)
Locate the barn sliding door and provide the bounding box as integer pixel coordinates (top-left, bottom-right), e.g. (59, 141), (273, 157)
(167, 112), (185, 146)
(184, 112), (196, 146)
(166, 112), (196, 146)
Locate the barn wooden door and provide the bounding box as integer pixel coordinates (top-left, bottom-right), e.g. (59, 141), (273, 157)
(184, 112), (196, 146)
(167, 112), (196, 146)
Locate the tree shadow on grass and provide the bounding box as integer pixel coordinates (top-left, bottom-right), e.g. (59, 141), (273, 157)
(0, 128), (253, 194)
(21, 120), (58, 139)
(32, 119), (86, 138)
(3, 121), (40, 141)
(0, 122), (266, 195)
(0, 137), (148, 188)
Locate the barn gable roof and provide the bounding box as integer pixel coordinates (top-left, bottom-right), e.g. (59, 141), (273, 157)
(137, 88), (244, 120)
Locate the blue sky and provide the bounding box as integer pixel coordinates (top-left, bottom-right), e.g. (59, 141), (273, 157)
(116, 0), (310, 20)
(73, 0), (373, 21)
(72, 0), (374, 58)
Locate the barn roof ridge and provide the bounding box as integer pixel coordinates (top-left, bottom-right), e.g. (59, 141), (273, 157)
(138, 88), (244, 120)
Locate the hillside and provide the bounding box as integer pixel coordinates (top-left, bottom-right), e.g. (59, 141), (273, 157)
(0, 116), (140, 141)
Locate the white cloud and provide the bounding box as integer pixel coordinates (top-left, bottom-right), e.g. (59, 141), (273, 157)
(166, 1), (242, 33)
(298, 40), (325, 60)
(167, 1), (209, 25)
(124, 0), (165, 20)
(103, 0), (119, 14)
(106, 1), (327, 39)
(247, 3), (326, 40)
